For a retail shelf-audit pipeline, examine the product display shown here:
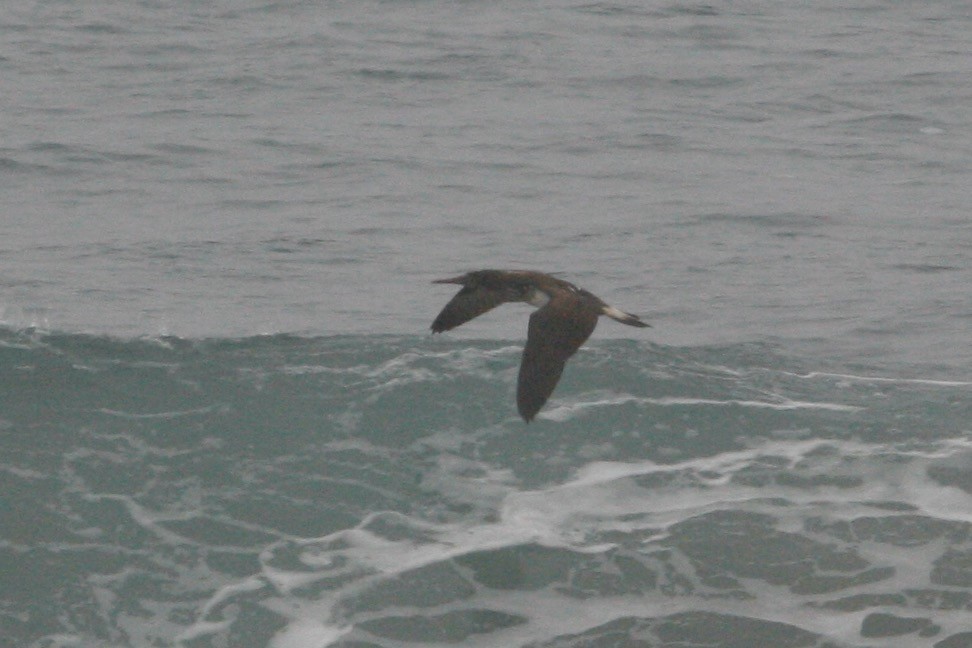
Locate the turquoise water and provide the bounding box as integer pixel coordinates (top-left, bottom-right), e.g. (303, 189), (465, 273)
(2, 329), (970, 646)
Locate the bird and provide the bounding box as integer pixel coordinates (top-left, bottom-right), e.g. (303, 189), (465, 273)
(430, 270), (649, 421)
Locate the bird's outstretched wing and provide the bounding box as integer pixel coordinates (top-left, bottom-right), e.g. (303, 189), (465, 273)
(431, 285), (511, 333)
(517, 296), (598, 421)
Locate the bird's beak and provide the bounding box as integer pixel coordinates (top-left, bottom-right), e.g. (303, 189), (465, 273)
(432, 274), (466, 285)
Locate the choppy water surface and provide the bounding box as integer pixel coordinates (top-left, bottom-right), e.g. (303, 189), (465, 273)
(2, 331), (971, 647)
(2, 0), (972, 646)
(2, 1), (971, 366)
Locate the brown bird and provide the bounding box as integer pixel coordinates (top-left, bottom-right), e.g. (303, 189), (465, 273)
(431, 270), (649, 421)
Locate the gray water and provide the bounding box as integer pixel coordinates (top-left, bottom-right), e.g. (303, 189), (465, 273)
(4, 0), (971, 366)
(2, 1), (972, 647)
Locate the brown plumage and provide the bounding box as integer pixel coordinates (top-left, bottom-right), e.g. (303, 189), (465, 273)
(431, 270), (649, 421)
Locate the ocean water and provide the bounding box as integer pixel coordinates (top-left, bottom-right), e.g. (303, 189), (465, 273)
(2, 1), (972, 647)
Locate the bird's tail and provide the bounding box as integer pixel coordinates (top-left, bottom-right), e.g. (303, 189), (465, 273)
(602, 305), (650, 328)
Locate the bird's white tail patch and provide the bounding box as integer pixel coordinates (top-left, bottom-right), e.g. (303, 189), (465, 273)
(603, 305), (633, 321)
(602, 305), (648, 327)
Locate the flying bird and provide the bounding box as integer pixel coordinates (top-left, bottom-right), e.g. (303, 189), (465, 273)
(431, 270), (649, 421)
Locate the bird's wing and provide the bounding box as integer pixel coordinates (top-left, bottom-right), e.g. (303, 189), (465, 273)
(431, 285), (511, 333)
(517, 296), (598, 421)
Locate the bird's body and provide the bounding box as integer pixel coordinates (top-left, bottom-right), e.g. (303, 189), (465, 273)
(431, 270), (649, 421)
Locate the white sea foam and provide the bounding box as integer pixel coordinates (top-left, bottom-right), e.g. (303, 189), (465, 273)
(239, 435), (972, 648)
(267, 620), (352, 648)
(647, 395), (863, 411)
(793, 371), (972, 387)
(541, 393), (862, 421)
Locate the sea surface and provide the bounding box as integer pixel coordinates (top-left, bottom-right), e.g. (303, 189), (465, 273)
(2, 1), (972, 647)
